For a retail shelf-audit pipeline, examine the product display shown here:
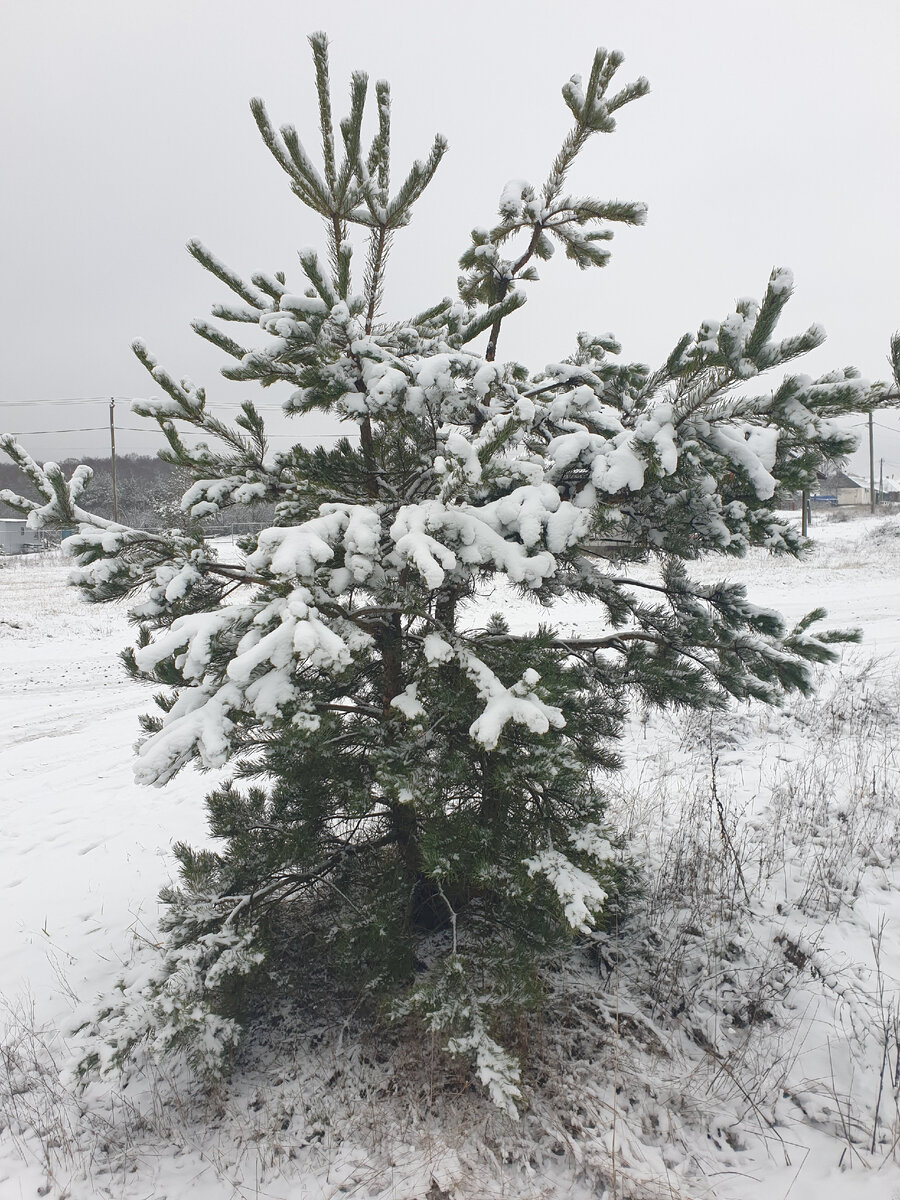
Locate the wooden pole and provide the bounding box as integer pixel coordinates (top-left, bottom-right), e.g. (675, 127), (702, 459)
(109, 397), (119, 523)
(869, 411), (875, 514)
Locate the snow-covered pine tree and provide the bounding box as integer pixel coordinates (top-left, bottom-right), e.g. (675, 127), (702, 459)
(2, 34), (897, 1111)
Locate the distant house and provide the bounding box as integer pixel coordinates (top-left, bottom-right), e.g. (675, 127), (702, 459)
(0, 518), (45, 555)
(810, 471), (868, 506)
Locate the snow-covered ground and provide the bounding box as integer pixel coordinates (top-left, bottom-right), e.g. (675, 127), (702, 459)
(2, 513), (900, 1199)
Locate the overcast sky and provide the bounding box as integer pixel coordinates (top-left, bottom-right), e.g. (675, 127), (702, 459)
(1, 0), (898, 482)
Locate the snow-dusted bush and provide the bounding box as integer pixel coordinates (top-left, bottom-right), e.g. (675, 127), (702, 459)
(2, 33), (898, 1108)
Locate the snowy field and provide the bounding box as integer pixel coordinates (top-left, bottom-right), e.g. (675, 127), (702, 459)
(2, 513), (900, 1199)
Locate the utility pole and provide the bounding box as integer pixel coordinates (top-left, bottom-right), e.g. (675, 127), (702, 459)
(109, 397), (119, 523)
(801, 489), (808, 536)
(869, 410), (875, 514)
(879, 457), (884, 505)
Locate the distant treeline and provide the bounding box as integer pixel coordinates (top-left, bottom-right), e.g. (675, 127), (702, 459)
(0, 454), (275, 529)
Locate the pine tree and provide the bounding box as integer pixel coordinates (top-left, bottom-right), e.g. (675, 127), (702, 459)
(2, 34), (898, 1112)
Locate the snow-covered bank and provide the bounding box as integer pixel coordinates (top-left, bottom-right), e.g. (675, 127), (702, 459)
(2, 516), (900, 1198)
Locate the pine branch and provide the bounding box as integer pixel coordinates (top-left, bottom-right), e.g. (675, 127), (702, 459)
(385, 134), (448, 226)
(308, 31), (337, 192)
(186, 239), (269, 311)
(191, 319), (248, 360)
(484, 225), (544, 363)
(279, 122), (331, 210)
(364, 224), (392, 334)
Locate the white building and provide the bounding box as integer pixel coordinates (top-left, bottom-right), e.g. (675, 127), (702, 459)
(0, 518), (45, 555)
(811, 471), (868, 506)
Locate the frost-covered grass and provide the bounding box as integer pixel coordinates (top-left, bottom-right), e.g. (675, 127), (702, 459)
(2, 517), (900, 1198)
(606, 655), (900, 1191)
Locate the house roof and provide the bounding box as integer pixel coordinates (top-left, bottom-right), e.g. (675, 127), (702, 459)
(814, 471), (864, 492)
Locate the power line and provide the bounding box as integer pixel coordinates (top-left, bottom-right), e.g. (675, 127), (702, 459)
(0, 396), (111, 406)
(844, 419), (900, 432)
(2, 395), (289, 410)
(1, 398), (287, 416)
(6, 427), (355, 441)
(4, 426), (112, 435)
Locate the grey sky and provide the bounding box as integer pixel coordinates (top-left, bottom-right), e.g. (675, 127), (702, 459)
(1, 0), (898, 482)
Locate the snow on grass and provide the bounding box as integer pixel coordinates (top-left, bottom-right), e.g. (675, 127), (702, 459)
(606, 652), (900, 1198)
(2, 517), (900, 1198)
(0, 552), (218, 1023)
